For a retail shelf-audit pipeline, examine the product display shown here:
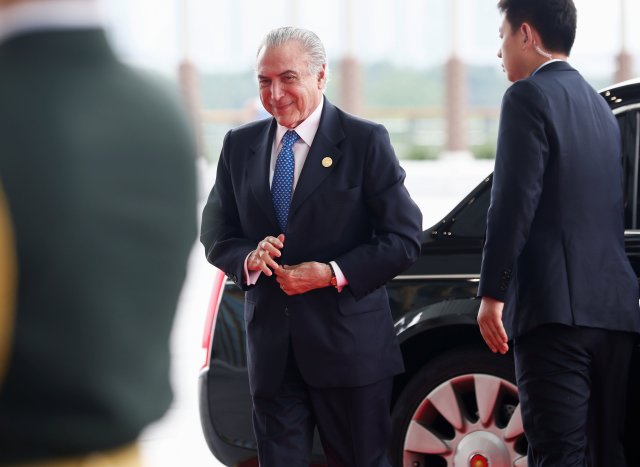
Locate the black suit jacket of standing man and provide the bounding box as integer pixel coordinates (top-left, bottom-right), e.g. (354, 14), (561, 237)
(202, 30), (421, 465)
(479, 60), (640, 338)
(477, 5), (640, 462)
(201, 96), (423, 397)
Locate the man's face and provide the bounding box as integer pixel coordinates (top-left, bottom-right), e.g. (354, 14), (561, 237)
(498, 16), (528, 82)
(257, 40), (325, 129)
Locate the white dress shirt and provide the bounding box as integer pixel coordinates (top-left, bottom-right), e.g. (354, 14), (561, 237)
(269, 98), (324, 189)
(531, 58), (566, 77)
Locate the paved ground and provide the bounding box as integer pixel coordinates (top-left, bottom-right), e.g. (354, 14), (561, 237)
(138, 156), (495, 466)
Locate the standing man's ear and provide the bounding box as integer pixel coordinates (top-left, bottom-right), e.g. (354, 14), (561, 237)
(317, 64), (326, 89)
(521, 23), (532, 45)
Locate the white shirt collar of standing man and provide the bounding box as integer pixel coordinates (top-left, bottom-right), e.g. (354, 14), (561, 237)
(274, 97), (324, 151)
(0, 0), (102, 46)
(531, 58), (566, 77)
(269, 97), (324, 190)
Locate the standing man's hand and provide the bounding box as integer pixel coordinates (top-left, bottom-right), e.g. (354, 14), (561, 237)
(274, 262), (332, 295)
(477, 297), (509, 354)
(247, 234), (285, 276)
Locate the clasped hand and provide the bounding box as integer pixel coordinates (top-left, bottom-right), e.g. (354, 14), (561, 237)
(247, 234), (332, 295)
(247, 234), (285, 276)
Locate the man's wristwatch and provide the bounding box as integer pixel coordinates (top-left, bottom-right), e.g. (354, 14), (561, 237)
(327, 262), (338, 288)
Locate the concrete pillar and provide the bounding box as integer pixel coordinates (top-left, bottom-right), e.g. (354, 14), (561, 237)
(340, 57), (362, 115)
(614, 0), (634, 83)
(444, 0), (469, 156)
(178, 60), (204, 159)
(177, 0), (203, 158)
(615, 52), (634, 83)
(445, 55), (467, 152)
(339, 0), (362, 115)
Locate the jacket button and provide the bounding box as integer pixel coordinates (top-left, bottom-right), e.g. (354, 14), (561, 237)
(284, 307), (289, 317)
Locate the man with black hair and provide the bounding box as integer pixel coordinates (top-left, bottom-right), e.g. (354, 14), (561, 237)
(477, 0), (640, 465)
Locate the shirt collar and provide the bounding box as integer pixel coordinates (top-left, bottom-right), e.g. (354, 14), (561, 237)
(275, 97), (324, 148)
(0, 0), (103, 45)
(531, 58), (566, 77)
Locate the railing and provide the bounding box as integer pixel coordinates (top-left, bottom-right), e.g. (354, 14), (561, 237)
(199, 106), (501, 162)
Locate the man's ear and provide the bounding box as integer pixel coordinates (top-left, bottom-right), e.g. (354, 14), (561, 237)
(521, 23), (533, 45)
(317, 64), (326, 88)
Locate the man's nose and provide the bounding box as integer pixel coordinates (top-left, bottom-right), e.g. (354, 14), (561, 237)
(271, 81), (284, 99)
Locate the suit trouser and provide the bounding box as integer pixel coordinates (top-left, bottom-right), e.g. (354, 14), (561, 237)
(8, 443), (140, 467)
(251, 343), (393, 467)
(514, 324), (635, 467)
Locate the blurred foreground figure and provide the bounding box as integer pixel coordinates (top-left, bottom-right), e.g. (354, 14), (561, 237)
(0, 0), (198, 465)
(477, 0), (640, 465)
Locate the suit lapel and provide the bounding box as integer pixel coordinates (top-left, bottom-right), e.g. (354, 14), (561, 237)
(289, 99), (346, 218)
(248, 119), (280, 230)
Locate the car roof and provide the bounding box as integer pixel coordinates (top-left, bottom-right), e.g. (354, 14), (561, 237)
(599, 78), (640, 114)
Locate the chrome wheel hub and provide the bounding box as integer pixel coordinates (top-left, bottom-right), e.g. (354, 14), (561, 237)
(403, 373), (528, 466)
(454, 431), (508, 466)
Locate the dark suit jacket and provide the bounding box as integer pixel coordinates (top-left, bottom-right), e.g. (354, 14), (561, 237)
(478, 61), (640, 339)
(201, 98), (422, 396)
(0, 29), (197, 462)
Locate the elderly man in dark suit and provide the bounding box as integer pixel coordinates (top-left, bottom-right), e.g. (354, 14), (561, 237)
(201, 26), (422, 467)
(0, 0), (197, 465)
(477, 0), (640, 465)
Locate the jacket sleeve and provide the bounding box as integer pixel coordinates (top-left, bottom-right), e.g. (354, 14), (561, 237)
(200, 130), (255, 290)
(478, 80), (550, 301)
(335, 124), (423, 300)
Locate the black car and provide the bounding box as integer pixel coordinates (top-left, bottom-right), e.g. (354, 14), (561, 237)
(198, 78), (640, 467)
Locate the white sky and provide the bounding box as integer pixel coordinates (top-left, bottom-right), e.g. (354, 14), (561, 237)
(99, 0), (638, 77)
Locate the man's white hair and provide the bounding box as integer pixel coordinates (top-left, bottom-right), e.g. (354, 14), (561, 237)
(257, 26), (329, 88)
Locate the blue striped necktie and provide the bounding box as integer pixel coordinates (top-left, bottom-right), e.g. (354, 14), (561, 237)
(272, 130), (299, 232)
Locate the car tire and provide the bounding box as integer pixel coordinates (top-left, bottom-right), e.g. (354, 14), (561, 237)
(389, 347), (528, 467)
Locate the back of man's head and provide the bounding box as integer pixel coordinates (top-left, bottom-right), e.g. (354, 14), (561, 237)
(497, 0), (577, 55)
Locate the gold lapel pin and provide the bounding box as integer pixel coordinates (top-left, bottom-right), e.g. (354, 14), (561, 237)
(322, 157), (333, 168)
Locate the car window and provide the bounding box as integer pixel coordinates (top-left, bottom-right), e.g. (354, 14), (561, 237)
(448, 183), (492, 238)
(618, 110), (640, 230)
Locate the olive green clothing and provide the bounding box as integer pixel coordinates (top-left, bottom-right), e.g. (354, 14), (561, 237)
(0, 185), (17, 390)
(9, 443), (141, 467)
(0, 29), (197, 463)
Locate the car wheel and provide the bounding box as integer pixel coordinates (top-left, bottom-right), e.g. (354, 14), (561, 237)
(389, 347), (528, 467)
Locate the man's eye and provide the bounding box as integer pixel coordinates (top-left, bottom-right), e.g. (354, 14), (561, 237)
(283, 75), (296, 82)
(259, 80), (270, 87)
